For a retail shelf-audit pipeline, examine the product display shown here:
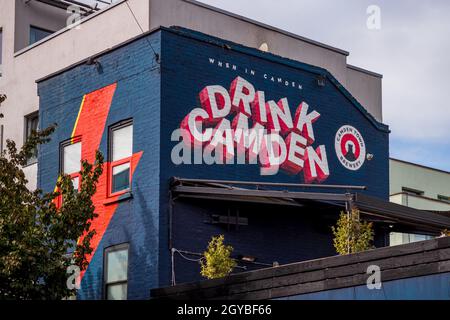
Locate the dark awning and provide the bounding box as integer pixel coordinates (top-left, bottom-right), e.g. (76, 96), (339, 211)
(170, 177), (450, 233)
(353, 193), (450, 232)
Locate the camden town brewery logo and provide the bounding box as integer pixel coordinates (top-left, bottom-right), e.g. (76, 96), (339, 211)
(335, 125), (366, 171)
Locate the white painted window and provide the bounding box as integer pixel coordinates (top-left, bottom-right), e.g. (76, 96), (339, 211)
(63, 142), (82, 175)
(61, 139), (82, 191)
(109, 120), (133, 195)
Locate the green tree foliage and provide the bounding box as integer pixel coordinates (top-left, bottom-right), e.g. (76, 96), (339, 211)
(331, 209), (374, 255)
(200, 235), (236, 279)
(0, 124), (103, 300)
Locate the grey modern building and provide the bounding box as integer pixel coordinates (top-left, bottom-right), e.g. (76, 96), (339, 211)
(389, 158), (450, 245)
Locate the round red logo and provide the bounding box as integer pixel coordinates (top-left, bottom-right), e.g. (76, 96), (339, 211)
(335, 125), (366, 171)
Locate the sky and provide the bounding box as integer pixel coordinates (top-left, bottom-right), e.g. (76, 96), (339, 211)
(199, 0), (450, 172)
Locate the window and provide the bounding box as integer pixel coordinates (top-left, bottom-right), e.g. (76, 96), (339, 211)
(109, 120), (133, 195)
(390, 232), (433, 246)
(104, 244), (129, 300)
(24, 112), (39, 165)
(402, 187), (424, 196)
(60, 138), (82, 191)
(29, 26), (53, 45)
(438, 195), (450, 203)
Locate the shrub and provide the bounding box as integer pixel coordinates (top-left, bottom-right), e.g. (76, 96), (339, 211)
(200, 235), (236, 279)
(332, 209), (374, 255)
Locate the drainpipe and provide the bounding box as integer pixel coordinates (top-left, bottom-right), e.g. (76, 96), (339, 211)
(345, 193), (355, 255)
(168, 190), (174, 250)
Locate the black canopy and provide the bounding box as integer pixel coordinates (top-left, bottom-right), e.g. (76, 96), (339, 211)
(170, 177), (450, 233)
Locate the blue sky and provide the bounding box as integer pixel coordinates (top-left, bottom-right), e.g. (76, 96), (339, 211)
(200, 0), (450, 171)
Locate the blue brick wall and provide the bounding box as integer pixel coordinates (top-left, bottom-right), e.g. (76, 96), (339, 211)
(171, 199), (337, 284)
(37, 27), (390, 299)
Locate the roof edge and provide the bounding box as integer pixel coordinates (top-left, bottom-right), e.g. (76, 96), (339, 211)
(36, 26), (163, 84)
(390, 158), (450, 175)
(347, 64), (383, 79)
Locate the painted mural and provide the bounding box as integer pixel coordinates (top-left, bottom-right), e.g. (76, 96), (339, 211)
(175, 76), (330, 183)
(59, 84), (143, 280)
(163, 28), (389, 200)
(37, 27), (390, 299)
